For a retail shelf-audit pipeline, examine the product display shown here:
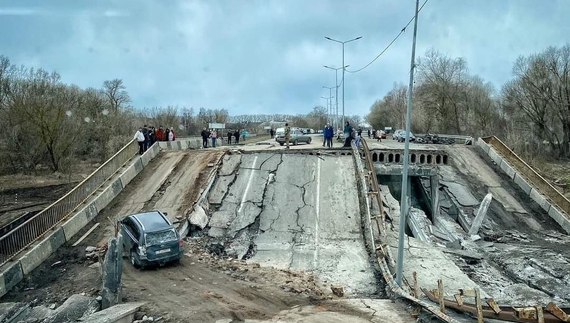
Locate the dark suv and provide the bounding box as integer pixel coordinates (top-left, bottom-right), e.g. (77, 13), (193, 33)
(119, 211), (183, 269)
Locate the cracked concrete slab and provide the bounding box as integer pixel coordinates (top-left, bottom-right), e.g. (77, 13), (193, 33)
(207, 153), (377, 297)
(441, 181), (479, 207)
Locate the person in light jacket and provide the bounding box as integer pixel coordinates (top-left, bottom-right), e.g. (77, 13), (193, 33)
(210, 129), (217, 147)
(134, 127), (145, 155)
(169, 127), (175, 141)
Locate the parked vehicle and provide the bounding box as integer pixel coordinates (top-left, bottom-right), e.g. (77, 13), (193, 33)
(392, 129), (415, 142)
(275, 127), (285, 141)
(415, 134), (455, 145)
(119, 210), (184, 269)
(276, 128), (312, 146)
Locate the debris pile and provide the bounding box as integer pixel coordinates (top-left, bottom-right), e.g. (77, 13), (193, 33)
(85, 244), (108, 261)
(183, 238), (325, 299)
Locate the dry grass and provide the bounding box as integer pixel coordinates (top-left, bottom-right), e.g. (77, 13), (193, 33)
(531, 160), (570, 199)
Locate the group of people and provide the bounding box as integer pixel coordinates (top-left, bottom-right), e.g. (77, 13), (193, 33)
(367, 129), (386, 142)
(200, 128), (247, 148)
(134, 125), (176, 154)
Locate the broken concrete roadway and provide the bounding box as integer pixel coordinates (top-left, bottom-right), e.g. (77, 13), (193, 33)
(207, 152), (379, 297)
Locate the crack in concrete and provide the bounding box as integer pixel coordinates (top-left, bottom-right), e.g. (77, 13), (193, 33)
(359, 299), (378, 319)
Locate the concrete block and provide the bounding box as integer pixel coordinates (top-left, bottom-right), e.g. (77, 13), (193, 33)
(83, 203), (98, 222)
(119, 162), (139, 189)
(62, 207), (90, 241)
(530, 188), (550, 212)
(548, 206), (570, 234)
(499, 160), (516, 180)
(166, 142), (172, 150)
(19, 228), (65, 274)
(82, 302), (145, 323)
(179, 140), (188, 150)
(158, 142), (168, 149)
(513, 173), (532, 195)
(150, 142), (160, 157)
(477, 139), (490, 154)
(140, 150), (151, 167)
(92, 179), (123, 214)
(488, 148), (502, 165)
(0, 262), (23, 297)
(133, 157), (143, 173)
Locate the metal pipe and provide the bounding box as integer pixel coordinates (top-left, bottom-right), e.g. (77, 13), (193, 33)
(396, 0), (420, 287)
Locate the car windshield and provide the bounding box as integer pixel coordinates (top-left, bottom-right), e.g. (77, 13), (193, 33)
(145, 229), (177, 246)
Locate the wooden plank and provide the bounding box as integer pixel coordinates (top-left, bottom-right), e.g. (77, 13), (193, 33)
(536, 305), (544, 323)
(454, 294), (463, 307)
(459, 288), (476, 297)
(546, 302), (569, 321)
(437, 279), (445, 313)
(486, 298), (501, 314)
(475, 288), (484, 323)
(412, 271), (418, 298)
(72, 223), (100, 247)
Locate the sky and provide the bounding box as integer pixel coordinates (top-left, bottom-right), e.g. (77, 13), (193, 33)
(1, 0), (569, 117)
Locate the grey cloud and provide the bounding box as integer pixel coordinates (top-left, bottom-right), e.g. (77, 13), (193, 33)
(1, 0), (568, 117)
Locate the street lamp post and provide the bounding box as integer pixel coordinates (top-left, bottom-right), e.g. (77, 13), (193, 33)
(323, 86), (335, 125)
(324, 65), (349, 131)
(325, 36), (362, 133)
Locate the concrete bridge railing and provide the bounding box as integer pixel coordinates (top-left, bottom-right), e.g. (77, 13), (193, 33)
(0, 139), (202, 298)
(477, 136), (570, 234)
(370, 149), (449, 166)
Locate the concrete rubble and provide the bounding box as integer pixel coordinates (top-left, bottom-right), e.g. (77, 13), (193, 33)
(0, 294), (99, 323)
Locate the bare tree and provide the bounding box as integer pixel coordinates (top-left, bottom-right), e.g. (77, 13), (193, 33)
(103, 79), (130, 114)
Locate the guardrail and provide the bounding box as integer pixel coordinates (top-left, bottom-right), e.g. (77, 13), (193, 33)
(0, 139), (139, 266)
(482, 136), (570, 217)
(354, 138), (460, 323)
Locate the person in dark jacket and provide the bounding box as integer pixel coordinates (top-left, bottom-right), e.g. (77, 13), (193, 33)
(323, 123), (334, 148)
(201, 127), (209, 148)
(142, 125), (150, 151)
(234, 129), (240, 144)
(343, 121), (354, 147)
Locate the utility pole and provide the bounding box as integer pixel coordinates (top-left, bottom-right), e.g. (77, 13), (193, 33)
(396, 0), (420, 287)
(323, 86), (335, 125)
(325, 36), (361, 132)
(324, 65), (348, 131)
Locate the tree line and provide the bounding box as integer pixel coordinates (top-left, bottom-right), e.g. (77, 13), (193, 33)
(0, 55), (353, 175)
(366, 45), (570, 160)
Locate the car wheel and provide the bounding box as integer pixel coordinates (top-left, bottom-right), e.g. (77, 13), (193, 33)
(294, 139), (298, 146)
(279, 142), (284, 146)
(308, 138), (312, 144)
(130, 250), (140, 268)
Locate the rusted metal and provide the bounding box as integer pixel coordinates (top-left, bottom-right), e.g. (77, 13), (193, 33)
(423, 288), (570, 323)
(546, 302), (569, 322)
(537, 305), (545, 323)
(475, 288), (484, 323)
(438, 279), (445, 313)
(486, 298), (501, 315)
(0, 139), (140, 266)
(412, 271), (418, 298)
(454, 294), (463, 306)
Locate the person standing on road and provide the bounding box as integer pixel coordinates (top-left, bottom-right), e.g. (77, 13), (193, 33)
(343, 121), (354, 147)
(142, 125), (150, 152)
(134, 127), (145, 155)
(322, 124), (327, 147)
(211, 129), (217, 147)
(376, 129), (382, 142)
(241, 129), (247, 142)
(234, 129), (240, 144)
(357, 128), (362, 138)
(169, 127), (175, 141)
(201, 127), (209, 148)
(324, 123), (333, 148)
(284, 123), (291, 149)
(227, 129), (232, 145)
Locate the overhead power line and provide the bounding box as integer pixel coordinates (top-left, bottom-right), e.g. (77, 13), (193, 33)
(345, 0), (429, 74)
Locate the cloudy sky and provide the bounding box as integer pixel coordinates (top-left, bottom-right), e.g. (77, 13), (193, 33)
(1, 0), (568, 117)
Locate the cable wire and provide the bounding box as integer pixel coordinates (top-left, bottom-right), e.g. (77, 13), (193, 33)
(345, 0), (429, 74)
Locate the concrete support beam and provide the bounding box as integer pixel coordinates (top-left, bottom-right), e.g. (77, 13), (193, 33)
(513, 173), (532, 195)
(499, 160), (516, 180)
(374, 164), (437, 176)
(430, 176), (440, 226)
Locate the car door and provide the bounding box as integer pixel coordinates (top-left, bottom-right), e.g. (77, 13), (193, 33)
(121, 217), (139, 251)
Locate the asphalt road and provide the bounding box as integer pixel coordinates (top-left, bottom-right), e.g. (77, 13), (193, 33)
(207, 152), (378, 297)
